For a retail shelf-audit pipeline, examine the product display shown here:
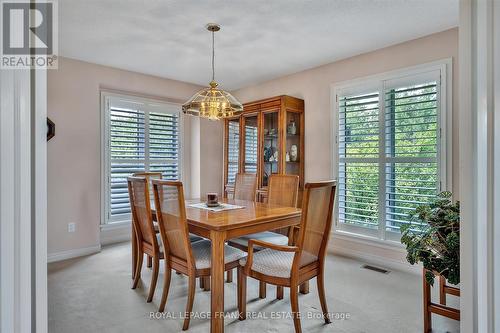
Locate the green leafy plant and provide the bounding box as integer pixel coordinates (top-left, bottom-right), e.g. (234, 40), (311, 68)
(400, 191), (460, 286)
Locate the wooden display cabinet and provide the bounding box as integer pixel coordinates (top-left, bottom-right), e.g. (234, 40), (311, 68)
(223, 95), (304, 203)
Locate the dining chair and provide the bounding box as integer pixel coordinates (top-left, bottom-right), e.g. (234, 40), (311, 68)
(228, 174), (299, 299)
(233, 173), (257, 201)
(128, 176), (163, 303)
(152, 180), (247, 331)
(238, 181), (337, 333)
(131, 172), (162, 275)
(131, 172), (203, 279)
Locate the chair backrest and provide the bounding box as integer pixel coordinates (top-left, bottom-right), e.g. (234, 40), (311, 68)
(152, 180), (194, 266)
(127, 176), (158, 248)
(267, 175), (299, 207)
(132, 172), (162, 208)
(295, 181), (337, 266)
(234, 173), (257, 201)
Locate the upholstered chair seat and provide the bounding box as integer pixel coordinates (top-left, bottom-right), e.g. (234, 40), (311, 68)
(239, 249), (317, 278)
(191, 240), (246, 270)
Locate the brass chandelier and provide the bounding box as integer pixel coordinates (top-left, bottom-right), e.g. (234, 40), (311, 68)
(182, 23), (243, 120)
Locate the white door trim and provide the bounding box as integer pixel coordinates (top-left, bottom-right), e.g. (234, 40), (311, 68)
(0, 63), (47, 333)
(459, 0), (499, 331)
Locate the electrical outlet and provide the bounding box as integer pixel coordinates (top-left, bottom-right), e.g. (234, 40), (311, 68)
(68, 222), (76, 233)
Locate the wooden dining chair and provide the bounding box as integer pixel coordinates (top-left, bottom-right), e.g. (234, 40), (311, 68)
(152, 180), (246, 330)
(233, 173), (257, 201)
(128, 176), (163, 303)
(228, 174), (299, 298)
(238, 181), (337, 333)
(131, 172), (203, 279)
(131, 172), (162, 276)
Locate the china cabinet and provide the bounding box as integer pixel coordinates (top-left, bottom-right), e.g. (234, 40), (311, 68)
(223, 95), (304, 203)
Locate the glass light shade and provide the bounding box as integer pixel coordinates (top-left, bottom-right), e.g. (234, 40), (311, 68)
(182, 81), (243, 120)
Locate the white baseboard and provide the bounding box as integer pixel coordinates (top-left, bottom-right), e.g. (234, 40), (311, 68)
(100, 223), (131, 246)
(47, 245), (101, 263)
(328, 233), (421, 275)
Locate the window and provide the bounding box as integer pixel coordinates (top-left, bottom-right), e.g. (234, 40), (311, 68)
(101, 93), (182, 225)
(334, 62), (450, 242)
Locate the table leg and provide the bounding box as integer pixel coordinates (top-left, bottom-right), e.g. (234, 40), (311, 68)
(211, 231), (226, 333)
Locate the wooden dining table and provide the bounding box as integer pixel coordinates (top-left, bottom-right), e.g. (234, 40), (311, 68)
(143, 198), (301, 332)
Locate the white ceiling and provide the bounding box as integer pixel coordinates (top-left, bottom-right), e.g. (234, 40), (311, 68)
(59, 0), (458, 90)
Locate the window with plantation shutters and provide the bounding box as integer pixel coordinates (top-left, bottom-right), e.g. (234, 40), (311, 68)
(102, 94), (181, 224)
(334, 63), (449, 242)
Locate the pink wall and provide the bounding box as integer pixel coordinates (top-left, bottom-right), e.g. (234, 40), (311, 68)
(232, 28), (459, 196)
(47, 57), (223, 256)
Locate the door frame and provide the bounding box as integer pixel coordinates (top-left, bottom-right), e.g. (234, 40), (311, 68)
(0, 60), (47, 333)
(459, 0), (500, 331)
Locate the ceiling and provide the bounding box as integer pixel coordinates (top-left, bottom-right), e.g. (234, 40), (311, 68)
(59, 0), (458, 90)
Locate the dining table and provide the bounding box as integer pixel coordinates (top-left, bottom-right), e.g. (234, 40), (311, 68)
(142, 198), (302, 333)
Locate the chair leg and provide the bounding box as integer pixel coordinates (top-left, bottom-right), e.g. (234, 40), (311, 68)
(237, 267), (247, 320)
(317, 273), (331, 324)
(226, 269), (233, 283)
(299, 281), (310, 294)
(147, 256), (160, 302)
(203, 276), (210, 291)
(132, 231), (137, 280)
(132, 252), (143, 289)
(276, 286), (284, 300)
(259, 281), (267, 299)
(290, 284), (302, 333)
(182, 275), (196, 331)
(147, 255), (153, 268)
(159, 262), (172, 312)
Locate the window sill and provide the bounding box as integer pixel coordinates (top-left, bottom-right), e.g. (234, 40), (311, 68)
(332, 229), (406, 252)
(100, 220), (131, 231)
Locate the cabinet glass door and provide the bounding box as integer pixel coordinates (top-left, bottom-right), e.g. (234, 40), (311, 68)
(226, 118), (240, 185)
(262, 111), (280, 187)
(243, 115), (258, 174)
(285, 111), (301, 177)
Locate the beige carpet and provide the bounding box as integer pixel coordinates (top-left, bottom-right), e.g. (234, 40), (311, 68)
(48, 242), (460, 333)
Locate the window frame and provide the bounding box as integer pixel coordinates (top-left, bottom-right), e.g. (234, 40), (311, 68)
(331, 59), (452, 244)
(100, 91), (184, 227)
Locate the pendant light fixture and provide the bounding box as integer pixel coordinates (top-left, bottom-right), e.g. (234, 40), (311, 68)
(182, 23), (243, 120)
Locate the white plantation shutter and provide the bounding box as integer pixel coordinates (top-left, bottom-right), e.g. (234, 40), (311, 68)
(227, 121), (240, 184)
(338, 92), (380, 232)
(104, 95), (181, 224)
(384, 81), (439, 236)
(109, 107), (146, 216)
(336, 66), (445, 241)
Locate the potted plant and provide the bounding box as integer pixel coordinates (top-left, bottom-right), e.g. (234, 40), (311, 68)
(400, 191), (460, 285)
